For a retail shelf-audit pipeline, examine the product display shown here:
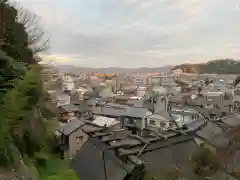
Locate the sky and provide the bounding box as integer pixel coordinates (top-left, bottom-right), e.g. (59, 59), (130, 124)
(20, 0), (240, 67)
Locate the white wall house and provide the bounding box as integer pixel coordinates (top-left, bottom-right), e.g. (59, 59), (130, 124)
(137, 86), (147, 97)
(57, 93), (71, 107)
(62, 75), (75, 91)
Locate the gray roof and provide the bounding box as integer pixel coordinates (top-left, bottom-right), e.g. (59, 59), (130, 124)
(59, 104), (79, 113)
(70, 108), (240, 180)
(149, 111), (173, 121)
(71, 138), (135, 180)
(196, 122), (230, 147)
(221, 114), (240, 127)
(105, 103), (128, 109)
(59, 119), (85, 135)
(93, 107), (125, 117)
(125, 106), (150, 118)
(86, 98), (98, 106)
(142, 140), (198, 180)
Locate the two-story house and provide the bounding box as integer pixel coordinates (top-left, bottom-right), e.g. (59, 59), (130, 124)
(57, 119), (87, 159)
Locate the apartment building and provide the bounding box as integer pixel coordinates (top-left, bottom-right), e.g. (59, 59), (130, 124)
(133, 74), (149, 86)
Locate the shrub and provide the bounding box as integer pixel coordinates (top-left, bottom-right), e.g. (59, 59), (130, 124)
(191, 145), (219, 178)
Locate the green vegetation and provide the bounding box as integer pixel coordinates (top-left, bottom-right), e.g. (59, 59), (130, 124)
(36, 154), (78, 180)
(0, 0), (77, 179)
(191, 145), (220, 179)
(172, 59), (240, 74)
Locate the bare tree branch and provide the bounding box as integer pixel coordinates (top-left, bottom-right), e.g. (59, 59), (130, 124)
(15, 4), (50, 55)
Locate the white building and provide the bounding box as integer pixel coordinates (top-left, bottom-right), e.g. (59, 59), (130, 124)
(56, 92), (71, 107)
(172, 68), (183, 76)
(136, 86), (147, 97)
(62, 75), (75, 91)
(133, 75), (148, 86)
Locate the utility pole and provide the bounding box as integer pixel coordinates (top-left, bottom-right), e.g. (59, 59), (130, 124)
(102, 151), (108, 180)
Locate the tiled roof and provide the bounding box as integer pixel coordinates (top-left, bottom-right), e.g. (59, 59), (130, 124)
(71, 112), (240, 180)
(59, 119), (85, 135)
(125, 106), (150, 118)
(93, 107), (125, 117)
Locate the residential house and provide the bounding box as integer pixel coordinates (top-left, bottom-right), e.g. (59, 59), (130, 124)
(71, 112), (207, 180)
(146, 111), (173, 131)
(170, 109), (204, 127)
(136, 86), (147, 97)
(61, 75), (75, 91)
(56, 92), (71, 107)
(122, 106), (152, 133)
(71, 133), (140, 180)
(115, 95), (129, 104)
(133, 74), (149, 86)
(58, 104), (79, 122)
(121, 85), (137, 96)
(70, 102), (240, 180)
(75, 86), (89, 100)
(188, 90), (233, 113)
(172, 68), (183, 76)
(71, 102), (93, 119)
(92, 105), (126, 122)
(195, 114), (240, 158)
(57, 119), (87, 159)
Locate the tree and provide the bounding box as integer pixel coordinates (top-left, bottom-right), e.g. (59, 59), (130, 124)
(172, 59), (240, 74)
(0, 0), (50, 166)
(1, 1), (49, 65)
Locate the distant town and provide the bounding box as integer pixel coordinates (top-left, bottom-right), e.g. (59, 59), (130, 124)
(45, 65), (240, 179)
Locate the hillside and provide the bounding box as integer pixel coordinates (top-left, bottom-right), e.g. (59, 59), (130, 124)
(172, 59), (240, 74)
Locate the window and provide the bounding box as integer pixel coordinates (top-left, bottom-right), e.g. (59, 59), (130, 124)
(61, 135), (69, 145)
(128, 118), (134, 124)
(76, 136), (83, 144)
(192, 115), (197, 120)
(149, 120), (156, 125)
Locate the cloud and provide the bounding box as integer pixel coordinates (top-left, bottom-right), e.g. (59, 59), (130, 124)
(20, 0), (240, 67)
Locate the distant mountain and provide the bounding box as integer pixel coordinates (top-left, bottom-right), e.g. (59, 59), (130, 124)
(54, 65), (173, 74)
(172, 59), (240, 74)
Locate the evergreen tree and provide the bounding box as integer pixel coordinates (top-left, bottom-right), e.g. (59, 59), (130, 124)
(0, 0), (50, 165)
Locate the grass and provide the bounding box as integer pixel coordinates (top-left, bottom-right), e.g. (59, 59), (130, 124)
(36, 154), (71, 180)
